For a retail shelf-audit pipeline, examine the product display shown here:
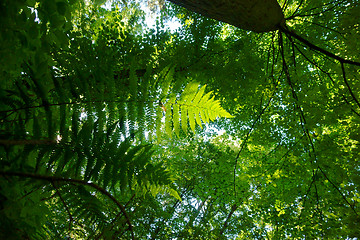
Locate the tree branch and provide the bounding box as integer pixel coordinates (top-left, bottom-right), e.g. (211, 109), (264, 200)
(0, 171), (135, 240)
(278, 25), (360, 67)
(290, 42), (360, 117)
(218, 204), (238, 237)
(341, 62), (360, 109)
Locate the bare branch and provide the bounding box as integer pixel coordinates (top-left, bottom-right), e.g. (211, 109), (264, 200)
(218, 204), (238, 237)
(0, 171), (135, 240)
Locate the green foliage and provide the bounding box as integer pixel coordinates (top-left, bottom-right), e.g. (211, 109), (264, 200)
(1, 0), (360, 239)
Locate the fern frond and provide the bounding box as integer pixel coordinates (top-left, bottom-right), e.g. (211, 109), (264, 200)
(145, 103), (155, 141)
(164, 82), (233, 135)
(159, 65), (175, 99)
(165, 105), (172, 138)
(137, 97), (146, 140)
(149, 185), (182, 201)
(155, 103), (163, 142)
(173, 104), (180, 137)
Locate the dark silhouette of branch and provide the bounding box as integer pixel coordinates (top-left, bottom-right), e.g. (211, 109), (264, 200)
(279, 25), (360, 67)
(298, 167), (319, 220)
(341, 62), (360, 109)
(151, 184), (194, 240)
(95, 193), (136, 240)
(279, 30), (358, 218)
(0, 171), (135, 240)
(290, 42), (360, 117)
(288, 0), (304, 19)
(252, 136), (305, 179)
(296, 18), (344, 36)
(218, 204), (238, 237)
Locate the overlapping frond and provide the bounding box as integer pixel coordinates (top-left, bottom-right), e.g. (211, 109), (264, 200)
(0, 2), (235, 238)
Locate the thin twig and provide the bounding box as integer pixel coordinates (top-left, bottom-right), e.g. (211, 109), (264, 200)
(341, 62), (360, 109)
(233, 82), (278, 197)
(298, 167), (319, 221)
(318, 167), (358, 216)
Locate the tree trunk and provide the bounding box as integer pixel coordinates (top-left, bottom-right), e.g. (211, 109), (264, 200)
(167, 0), (285, 32)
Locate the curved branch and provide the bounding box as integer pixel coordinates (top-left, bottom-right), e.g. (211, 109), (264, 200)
(51, 182), (73, 231)
(0, 171), (135, 240)
(279, 30), (358, 218)
(290, 41), (360, 117)
(278, 25), (360, 67)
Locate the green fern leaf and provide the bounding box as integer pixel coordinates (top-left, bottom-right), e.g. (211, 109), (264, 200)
(165, 82), (233, 136)
(71, 108), (79, 139)
(155, 104), (162, 142)
(118, 103), (126, 135)
(35, 146), (50, 172)
(84, 155), (95, 181)
(74, 150), (85, 177)
(129, 63), (138, 98)
(166, 187), (182, 201)
(47, 148), (63, 172)
(159, 65), (175, 98)
(59, 104), (68, 141)
(188, 106), (196, 133)
(165, 106), (172, 138)
(181, 106), (188, 133)
(137, 100), (146, 140)
(102, 158), (112, 188)
(192, 84), (206, 105)
(180, 82), (198, 103)
(173, 104), (180, 137)
(46, 108), (54, 139)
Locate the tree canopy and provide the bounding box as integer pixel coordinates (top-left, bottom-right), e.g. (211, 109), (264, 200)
(0, 0), (359, 239)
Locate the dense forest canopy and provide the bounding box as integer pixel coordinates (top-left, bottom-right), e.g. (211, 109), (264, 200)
(0, 0), (360, 239)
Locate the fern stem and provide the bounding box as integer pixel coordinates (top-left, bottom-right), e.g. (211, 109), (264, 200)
(0, 99), (156, 114)
(0, 139), (56, 145)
